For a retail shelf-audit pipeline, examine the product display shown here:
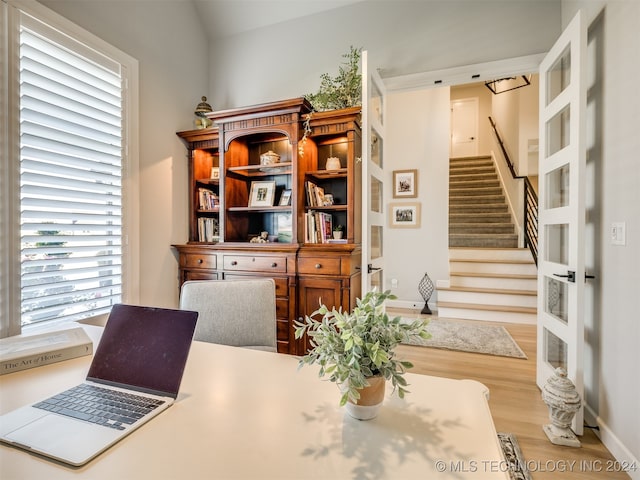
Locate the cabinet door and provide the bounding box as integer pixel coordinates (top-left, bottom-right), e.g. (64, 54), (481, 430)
(298, 277), (344, 354)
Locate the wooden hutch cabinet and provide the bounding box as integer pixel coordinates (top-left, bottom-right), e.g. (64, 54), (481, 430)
(173, 98), (362, 355)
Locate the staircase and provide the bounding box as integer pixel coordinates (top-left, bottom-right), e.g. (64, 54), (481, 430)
(439, 156), (537, 325)
(449, 156), (518, 248)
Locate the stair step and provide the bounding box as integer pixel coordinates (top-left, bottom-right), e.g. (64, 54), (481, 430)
(438, 287), (537, 308)
(450, 156), (493, 166)
(450, 213), (512, 223)
(449, 172), (498, 181)
(449, 204), (509, 213)
(450, 195), (505, 204)
(449, 247), (534, 262)
(449, 177), (500, 186)
(449, 166), (496, 176)
(450, 272), (537, 290)
(441, 285), (536, 295)
(450, 260), (537, 276)
(449, 223), (515, 234)
(449, 180), (502, 195)
(449, 234), (519, 248)
(437, 301), (537, 324)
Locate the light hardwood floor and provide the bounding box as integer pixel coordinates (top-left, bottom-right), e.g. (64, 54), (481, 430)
(390, 308), (632, 480)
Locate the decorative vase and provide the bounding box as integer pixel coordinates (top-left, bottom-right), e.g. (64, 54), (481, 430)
(325, 157), (341, 171)
(344, 376), (385, 420)
(541, 367), (582, 447)
(260, 150), (280, 166)
(418, 272), (434, 315)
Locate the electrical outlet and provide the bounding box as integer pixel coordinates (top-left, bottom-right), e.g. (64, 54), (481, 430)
(391, 278), (398, 287)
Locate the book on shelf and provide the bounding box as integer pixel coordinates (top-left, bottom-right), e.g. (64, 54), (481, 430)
(305, 181), (326, 208)
(304, 210), (333, 244)
(327, 238), (348, 244)
(197, 217), (219, 242)
(0, 327), (93, 376)
(198, 188), (218, 210)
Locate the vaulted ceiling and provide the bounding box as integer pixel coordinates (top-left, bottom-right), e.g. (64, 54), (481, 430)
(192, 0), (364, 39)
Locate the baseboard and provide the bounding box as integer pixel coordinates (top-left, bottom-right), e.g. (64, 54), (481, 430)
(584, 404), (640, 480)
(386, 299), (436, 313)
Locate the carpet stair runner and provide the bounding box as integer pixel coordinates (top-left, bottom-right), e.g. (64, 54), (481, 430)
(449, 156), (518, 248)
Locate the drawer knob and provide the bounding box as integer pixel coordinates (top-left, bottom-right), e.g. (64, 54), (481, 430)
(315, 263), (322, 269)
(271, 262), (277, 268)
(198, 258), (203, 264)
(231, 261), (238, 266)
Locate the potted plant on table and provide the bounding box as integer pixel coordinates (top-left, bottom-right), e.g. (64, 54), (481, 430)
(294, 289), (430, 420)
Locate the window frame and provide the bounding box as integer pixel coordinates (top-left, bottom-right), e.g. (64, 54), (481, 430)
(1, 0), (139, 337)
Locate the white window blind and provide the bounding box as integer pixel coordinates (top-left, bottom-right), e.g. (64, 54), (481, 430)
(19, 19), (124, 325)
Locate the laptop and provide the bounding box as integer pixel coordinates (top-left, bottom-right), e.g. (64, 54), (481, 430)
(0, 304), (198, 466)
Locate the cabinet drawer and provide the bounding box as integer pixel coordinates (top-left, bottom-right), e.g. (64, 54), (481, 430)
(184, 271), (219, 281)
(298, 257), (341, 275)
(223, 255), (287, 273)
(182, 253), (216, 270)
(224, 274), (289, 297)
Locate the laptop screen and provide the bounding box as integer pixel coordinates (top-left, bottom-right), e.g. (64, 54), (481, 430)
(87, 304), (198, 398)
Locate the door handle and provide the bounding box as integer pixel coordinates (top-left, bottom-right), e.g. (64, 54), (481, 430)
(553, 271), (575, 283)
(367, 264), (381, 274)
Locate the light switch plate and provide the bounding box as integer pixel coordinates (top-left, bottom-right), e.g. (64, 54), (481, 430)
(611, 222), (626, 246)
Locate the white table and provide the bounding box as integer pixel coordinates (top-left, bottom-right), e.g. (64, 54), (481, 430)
(0, 325), (509, 479)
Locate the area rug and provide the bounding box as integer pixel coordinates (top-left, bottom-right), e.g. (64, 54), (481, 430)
(401, 318), (527, 359)
(498, 432), (532, 480)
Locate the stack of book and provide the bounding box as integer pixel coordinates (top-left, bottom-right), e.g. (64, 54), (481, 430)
(0, 327), (93, 376)
(198, 188), (218, 210)
(305, 181), (326, 207)
(197, 217), (219, 242)
(305, 210), (333, 243)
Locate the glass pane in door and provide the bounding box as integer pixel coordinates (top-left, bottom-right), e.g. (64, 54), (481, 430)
(545, 223), (569, 265)
(371, 129), (382, 168)
(545, 164), (570, 208)
(370, 176), (382, 213)
(370, 270), (382, 293)
(371, 81), (383, 126)
(546, 45), (571, 105)
(544, 328), (568, 370)
(370, 225), (382, 259)
(546, 106), (571, 157)
(544, 276), (568, 324)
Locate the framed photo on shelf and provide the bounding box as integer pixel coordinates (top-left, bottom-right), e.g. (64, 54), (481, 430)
(389, 202), (421, 228)
(392, 169), (418, 198)
(248, 181), (276, 207)
(278, 189), (292, 206)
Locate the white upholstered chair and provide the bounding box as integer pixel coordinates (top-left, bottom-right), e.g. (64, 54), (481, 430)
(179, 279), (277, 352)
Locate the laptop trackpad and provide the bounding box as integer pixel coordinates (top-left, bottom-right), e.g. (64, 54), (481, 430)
(6, 412), (119, 465)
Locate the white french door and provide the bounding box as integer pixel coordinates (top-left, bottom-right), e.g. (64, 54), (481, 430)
(537, 10), (587, 435)
(361, 50), (386, 296)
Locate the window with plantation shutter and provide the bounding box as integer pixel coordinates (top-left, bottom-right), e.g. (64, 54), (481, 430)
(0, 3), (139, 331)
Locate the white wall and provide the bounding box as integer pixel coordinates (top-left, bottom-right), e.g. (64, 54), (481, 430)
(561, 0), (640, 473)
(209, 1), (561, 110)
(39, 0), (210, 308)
(385, 88), (451, 306)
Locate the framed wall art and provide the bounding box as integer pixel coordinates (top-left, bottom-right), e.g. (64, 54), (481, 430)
(278, 189), (292, 206)
(389, 202), (421, 228)
(248, 181), (276, 207)
(392, 169), (418, 198)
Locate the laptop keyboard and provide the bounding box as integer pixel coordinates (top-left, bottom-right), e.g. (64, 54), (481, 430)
(34, 384), (165, 431)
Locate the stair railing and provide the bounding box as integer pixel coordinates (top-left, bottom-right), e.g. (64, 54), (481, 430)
(488, 116), (538, 265)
